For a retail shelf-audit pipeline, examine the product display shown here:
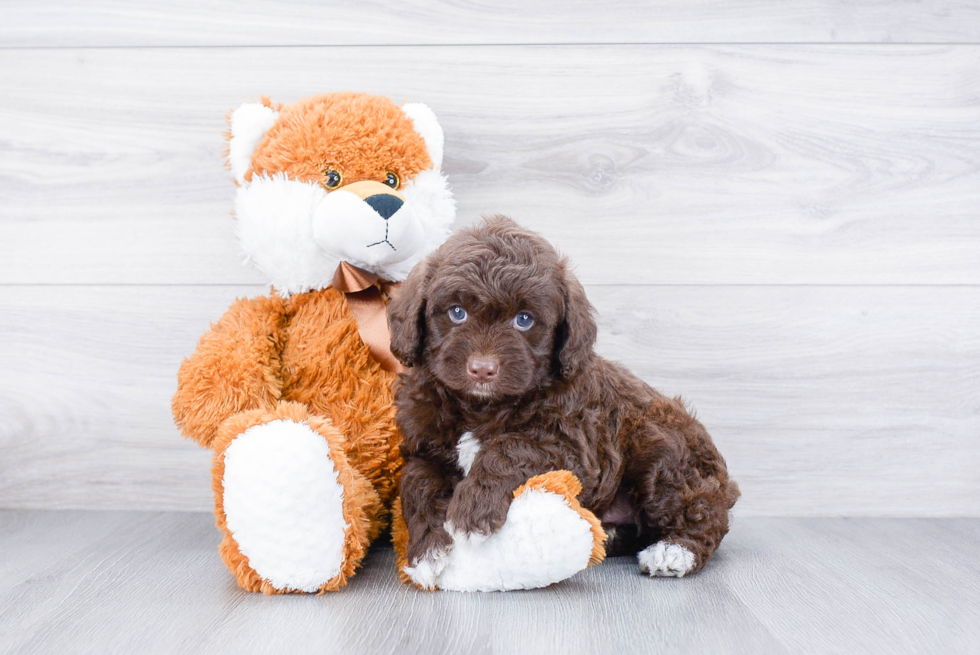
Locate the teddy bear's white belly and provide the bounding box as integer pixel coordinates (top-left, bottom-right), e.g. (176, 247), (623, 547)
(221, 419), (348, 592)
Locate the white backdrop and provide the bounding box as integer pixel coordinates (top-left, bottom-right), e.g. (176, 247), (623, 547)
(1, 1), (978, 516)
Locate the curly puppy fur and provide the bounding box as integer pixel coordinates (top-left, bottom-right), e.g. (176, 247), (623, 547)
(389, 216), (739, 574)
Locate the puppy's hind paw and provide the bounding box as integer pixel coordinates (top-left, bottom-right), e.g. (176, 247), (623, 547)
(638, 542), (696, 578)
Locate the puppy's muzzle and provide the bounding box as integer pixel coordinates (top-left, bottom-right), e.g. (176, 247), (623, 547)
(467, 356), (499, 382)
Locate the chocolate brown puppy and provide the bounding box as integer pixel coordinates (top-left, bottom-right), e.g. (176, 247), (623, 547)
(389, 215), (739, 577)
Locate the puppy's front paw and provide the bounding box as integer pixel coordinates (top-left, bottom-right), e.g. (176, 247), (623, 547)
(638, 541), (696, 578)
(443, 520), (489, 545)
(405, 550), (450, 590)
(405, 529), (453, 590)
(445, 480), (510, 540)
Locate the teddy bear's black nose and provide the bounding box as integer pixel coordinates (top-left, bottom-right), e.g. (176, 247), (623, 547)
(364, 194), (404, 220)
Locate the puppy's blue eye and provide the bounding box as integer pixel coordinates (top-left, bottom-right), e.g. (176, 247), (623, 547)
(513, 312), (534, 331)
(448, 306), (467, 324)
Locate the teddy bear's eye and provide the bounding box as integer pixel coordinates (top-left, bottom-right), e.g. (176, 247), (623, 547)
(322, 168), (343, 189)
(384, 172), (400, 190)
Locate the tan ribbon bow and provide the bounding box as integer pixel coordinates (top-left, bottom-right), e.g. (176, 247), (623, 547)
(332, 261), (405, 373)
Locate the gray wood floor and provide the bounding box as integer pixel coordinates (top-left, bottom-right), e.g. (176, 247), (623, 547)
(0, 511), (977, 655)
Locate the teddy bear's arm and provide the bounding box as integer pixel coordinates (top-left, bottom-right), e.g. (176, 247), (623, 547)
(172, 295), (286, 449)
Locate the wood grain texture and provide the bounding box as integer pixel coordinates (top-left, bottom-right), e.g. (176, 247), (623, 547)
(3, 1), (980, 47)
(1, 45), (979, 285)
(0, 511), (977, 655)
(1, 285), (976, 516)
(2, 2), (978, 522)
(721, 518), (980, 653)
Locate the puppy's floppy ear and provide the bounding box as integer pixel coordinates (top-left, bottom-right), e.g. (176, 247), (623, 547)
(554, 260), (597, 379)
(388, 258), (434, 367)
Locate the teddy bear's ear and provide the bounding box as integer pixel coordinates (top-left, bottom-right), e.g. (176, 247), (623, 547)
(400, 103), (444, 170)
(228, 102), (280, 184)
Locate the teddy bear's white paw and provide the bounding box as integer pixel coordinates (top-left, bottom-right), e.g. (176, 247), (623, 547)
(638, 542), (696, 578)
(221, 419), (348, 592)
(433, 488), (596, 592)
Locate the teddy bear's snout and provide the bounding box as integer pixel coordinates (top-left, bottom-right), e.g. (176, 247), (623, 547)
(364, 193), (404, 220)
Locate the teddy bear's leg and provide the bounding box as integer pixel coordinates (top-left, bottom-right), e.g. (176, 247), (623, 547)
(393, 470), (605, 592)
(211, 401), (382, 594)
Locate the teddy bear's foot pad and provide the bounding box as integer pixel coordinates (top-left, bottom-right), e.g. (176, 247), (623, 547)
(222, 419), (347, 592)
(431, 488), (599, 592)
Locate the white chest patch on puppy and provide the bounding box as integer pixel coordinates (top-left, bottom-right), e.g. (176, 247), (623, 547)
(638, 541), (696, 577)
(456, 431), (480, 476)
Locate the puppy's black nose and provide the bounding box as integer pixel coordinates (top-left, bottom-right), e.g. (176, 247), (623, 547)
(467, 357), (499, 382)
(364, 194), (404, 220)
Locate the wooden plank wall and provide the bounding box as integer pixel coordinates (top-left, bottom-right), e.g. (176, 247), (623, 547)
(1, 2), (978, 515)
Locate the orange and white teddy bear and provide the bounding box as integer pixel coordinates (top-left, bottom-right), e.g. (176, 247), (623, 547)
(172, 92), (606, 594)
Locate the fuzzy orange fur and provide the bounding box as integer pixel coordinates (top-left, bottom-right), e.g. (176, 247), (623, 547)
(174, 288), (402, 592)
(176, 288), (403, 502)
(211, 402), (381, 594)
(177, 92), (435, 593)
(513, 471), (607, 567)
(172, 294), (286, 449)
(245, 93), (432, 187)
(391, 470), (606, 590)
(391, 496), (413, 586)
(278, 288), (403, 505)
